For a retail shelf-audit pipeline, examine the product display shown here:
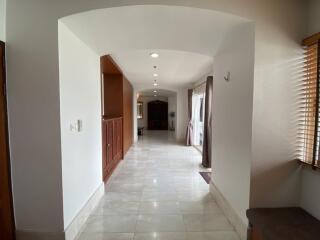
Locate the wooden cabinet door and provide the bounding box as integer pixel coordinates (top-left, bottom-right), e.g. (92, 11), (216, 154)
(118, 118), (123, 158)
(106, 120), (113, 172)
(113, 118), (122, 161)
(112, 119), (118, 161)
(102, 120), (107, 178)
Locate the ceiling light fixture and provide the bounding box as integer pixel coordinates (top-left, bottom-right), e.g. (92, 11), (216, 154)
(153, 73), (158, 77)
(154, 95), (157, 97)
(153, 80), (158, 87)
(150, 53), (159, 58)
(153, 90), (157, 93)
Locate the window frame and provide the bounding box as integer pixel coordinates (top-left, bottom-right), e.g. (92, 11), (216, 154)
(299, 33), (320, 169)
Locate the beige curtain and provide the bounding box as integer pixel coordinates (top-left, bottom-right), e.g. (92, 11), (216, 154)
(202, 76), (213, 168)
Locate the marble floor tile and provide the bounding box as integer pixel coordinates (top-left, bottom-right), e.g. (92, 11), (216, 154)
(102, 192), (142, 202)
(78, 232), (134, 240)
(133, 232), (187, 240)
(178, 200), (222, 214)
(186, 231), (240, 240)
(183, 214), (234, 232)
(83, 215), (137, 233)
(92, 201), (140, 215)
(135, 215), (186, 232)
(141, 191), (178, 201)
(139, 201), (181, 214)
(77, 131), (239, 240)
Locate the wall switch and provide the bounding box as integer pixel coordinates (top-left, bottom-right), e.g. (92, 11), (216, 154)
(76, 120), (83, 132)
(70, 120), (83, 132)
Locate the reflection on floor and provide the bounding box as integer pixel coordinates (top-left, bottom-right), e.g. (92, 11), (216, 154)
(77, 131), (239, 240)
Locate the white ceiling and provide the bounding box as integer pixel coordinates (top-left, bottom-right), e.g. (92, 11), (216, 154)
(111, 50), (213, 87)
(139, 88), (176, 97)
(60, 5), (248, 87)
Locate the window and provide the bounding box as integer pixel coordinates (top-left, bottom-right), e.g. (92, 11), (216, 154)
(298, 33), (320, 168)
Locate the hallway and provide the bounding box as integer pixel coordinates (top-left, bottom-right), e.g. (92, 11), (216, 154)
(77, 131), (239, 240)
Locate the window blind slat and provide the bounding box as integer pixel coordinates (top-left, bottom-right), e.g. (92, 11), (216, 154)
(298, 38), (319, 166)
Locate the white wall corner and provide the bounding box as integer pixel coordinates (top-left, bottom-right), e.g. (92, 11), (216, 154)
(64, 183), (104, 240)
(210, 182), (247, 240)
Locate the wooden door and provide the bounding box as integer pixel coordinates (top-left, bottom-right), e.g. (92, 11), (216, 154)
(148, 100), (168, 130)
(0, 42), (15, 240)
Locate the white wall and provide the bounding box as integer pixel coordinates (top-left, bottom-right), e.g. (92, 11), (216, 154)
(168, 95), (177, 130)
(307, 0), (320, 36)
(300, 169), (320, 219)
(5, 0), (307, 235)
(58, 23), (102, 228)
(212, 23), (255, 223)
(0, 0), (5, 41)
(176, 87), (189, 142)
(299, 0), (320, 220)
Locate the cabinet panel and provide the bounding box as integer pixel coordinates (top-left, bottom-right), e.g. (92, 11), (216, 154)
(102, 117), (123, 182)
(106, 120), (113, 172)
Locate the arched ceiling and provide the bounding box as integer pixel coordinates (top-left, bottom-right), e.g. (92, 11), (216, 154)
(139, 88), (176, 97)
(111, 50), (213, 87)
(60, 5), (248, 87)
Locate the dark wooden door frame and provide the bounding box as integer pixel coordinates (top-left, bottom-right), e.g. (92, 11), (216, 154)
(0, 41), (15, 240)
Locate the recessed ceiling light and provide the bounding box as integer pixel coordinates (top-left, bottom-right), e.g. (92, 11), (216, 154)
(153, 73), (158, 77)
(150, 53), (159, 58)
(154, 95), (157, 97)
(153, 90), (157, 93)
(153, 80), (158, 86)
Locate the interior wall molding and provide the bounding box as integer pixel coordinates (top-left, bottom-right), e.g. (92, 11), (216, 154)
(210, 182), (247, 240)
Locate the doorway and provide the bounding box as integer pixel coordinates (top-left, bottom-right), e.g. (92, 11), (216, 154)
(0, 42), (15, 240)
(148, 100), (168, 130)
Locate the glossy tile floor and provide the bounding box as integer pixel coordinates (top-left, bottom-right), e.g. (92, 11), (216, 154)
(78, 131), (239, 240)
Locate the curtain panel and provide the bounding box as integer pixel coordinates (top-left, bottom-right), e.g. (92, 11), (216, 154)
(202, 76), (213, 168)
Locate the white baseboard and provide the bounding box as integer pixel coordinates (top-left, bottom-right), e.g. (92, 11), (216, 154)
(64, 183), (104, 240)
(210, 182), (247, 240)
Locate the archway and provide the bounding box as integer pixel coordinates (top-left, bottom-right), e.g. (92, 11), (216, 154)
(6, 3), (257, 238)
(57, 5), (254, 235)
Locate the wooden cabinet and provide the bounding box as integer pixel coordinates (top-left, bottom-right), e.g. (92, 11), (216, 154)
(101, 55), (133, 158)
(102, 117), (123, 181)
